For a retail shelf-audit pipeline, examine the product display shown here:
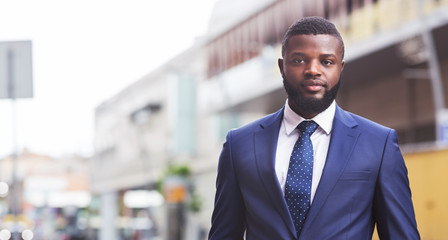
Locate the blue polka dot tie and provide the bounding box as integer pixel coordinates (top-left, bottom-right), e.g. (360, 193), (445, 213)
(285, 120), (318, 237)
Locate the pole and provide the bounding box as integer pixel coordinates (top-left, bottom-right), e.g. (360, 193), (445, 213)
(417, 0), (446, 143)
(8, 48), (20, 240)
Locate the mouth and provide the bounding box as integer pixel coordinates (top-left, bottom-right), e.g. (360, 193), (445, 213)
(303, 79), (325, 92)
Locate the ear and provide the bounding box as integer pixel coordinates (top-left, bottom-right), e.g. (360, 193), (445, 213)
(340, 60), (345, 72)
(278, 58), (284, 75)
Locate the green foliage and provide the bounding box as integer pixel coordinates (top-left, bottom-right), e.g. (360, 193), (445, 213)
(188, 193), (203, 213)
(165, 164), (191, 178)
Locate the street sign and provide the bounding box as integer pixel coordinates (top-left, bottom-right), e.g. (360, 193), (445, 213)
(0, 41), (33, 99)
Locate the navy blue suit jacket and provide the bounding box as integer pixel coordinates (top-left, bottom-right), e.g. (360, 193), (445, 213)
(209, 105), (420, 240)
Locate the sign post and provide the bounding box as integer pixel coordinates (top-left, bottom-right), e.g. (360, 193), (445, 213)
(164, 176), (187, 240)
(0, 41), (33, 239)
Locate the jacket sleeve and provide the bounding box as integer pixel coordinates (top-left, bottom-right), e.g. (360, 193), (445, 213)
(374, 129), (420, 239)
(209, 131), (246, 240)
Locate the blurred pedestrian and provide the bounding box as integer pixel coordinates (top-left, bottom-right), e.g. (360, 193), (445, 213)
(209, 16), (420, 239)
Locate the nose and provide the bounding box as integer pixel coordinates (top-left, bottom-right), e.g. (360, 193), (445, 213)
(304, 60), (321, 77)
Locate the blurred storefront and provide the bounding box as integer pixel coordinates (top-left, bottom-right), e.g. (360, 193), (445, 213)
(0, 150), (91, 239)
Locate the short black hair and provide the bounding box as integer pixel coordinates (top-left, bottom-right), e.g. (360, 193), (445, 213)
(281, 16), (345, 59)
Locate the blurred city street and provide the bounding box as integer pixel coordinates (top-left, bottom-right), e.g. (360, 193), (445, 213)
(1, 0), (448, 239)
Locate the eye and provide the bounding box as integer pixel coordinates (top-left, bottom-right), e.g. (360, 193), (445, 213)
(321, 59), (333, 65)
(292, 59), (304, 64)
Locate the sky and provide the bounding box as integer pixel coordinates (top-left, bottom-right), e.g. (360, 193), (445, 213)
(0, 0), (218, 158)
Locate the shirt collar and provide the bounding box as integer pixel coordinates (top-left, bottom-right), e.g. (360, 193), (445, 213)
(283, 99), (336, 135)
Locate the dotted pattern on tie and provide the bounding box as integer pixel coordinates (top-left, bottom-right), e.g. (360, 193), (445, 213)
(285, 120), (318, 236)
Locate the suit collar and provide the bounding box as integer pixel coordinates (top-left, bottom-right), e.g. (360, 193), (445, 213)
(254, 107), (298, 238)
(258, 107), (284, 129)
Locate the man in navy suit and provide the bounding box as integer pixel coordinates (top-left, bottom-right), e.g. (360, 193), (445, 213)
(209, 16), (420, 239)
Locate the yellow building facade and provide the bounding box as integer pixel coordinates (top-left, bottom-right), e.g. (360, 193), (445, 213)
(406, 148), (448, 239)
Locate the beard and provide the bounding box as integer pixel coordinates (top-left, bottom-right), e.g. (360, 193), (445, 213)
(283, 75), (341, 116)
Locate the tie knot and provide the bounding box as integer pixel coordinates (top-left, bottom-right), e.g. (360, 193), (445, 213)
(297, 120), (318, 135)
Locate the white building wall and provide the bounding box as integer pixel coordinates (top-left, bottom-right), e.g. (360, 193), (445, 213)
(93, 72), (171, 193)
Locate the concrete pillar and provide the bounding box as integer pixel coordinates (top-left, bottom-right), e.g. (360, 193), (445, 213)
(99, 191), (118, 240)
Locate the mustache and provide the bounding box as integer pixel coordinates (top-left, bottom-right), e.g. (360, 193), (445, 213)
(281, 74), (327, 87)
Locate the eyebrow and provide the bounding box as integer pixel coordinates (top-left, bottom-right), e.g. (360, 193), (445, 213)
(290, 52), (306, 57)
(290, 52), (337, 58)
(320, 53), (337, 58)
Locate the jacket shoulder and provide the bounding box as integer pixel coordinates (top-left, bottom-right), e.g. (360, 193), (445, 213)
(341, 108), (393, 137)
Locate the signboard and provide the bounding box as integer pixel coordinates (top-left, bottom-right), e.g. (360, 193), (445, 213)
(437, 109), (448, 145)
(0, 41), (33, 99)
(163, 176), (187, 204)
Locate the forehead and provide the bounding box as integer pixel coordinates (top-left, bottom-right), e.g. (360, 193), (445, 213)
(285, 34), (343, 59)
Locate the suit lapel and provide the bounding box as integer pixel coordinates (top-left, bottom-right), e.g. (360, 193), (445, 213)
(300, 106), (360, 235)
(254, 108), (297, 238)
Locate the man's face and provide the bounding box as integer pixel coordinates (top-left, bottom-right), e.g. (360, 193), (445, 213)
(278, 34), (344, 118)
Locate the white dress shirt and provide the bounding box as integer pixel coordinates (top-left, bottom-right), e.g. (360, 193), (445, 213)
(275, 100), (336, 204)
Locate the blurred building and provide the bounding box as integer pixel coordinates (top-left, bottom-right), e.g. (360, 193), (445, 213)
(93, 0), (448, 239)
(93, 43), (205, 239)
